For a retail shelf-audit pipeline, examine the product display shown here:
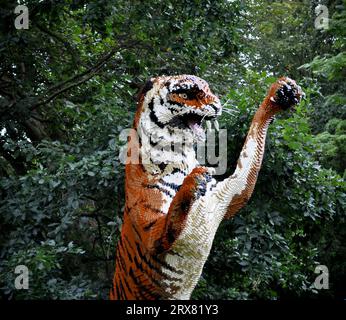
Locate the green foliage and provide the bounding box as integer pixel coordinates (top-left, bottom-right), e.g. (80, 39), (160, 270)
(325, 118), (343, 134)
(240, 0), (334, 79)
(299, 0), (346, 131)
(314, 119), (346, 176)
(0, 241), (94, 299)
(302, 0), (346, 177)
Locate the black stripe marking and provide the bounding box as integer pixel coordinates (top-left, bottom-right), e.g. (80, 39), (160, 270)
(128, 268), (158, 299)
(143, 219), (158, 231)
(151, 253), (184, 275)
(166, 100), (186, 108)
(116, 249), (127, 274)
(114, 278), (121, 299)
(119, 268), (133, 298)
(118, 236), (133, 263)
(123, 234), (135, 252)
(148, 100), (165, 129)
(133, 254), (144, 273)
(171, 167), (187, 175)
(114, 269), (127, 300)
(118, 277), (128, 300)
(150, 136), (159, 147)
(170, 249), (184, 259)
(133, 252), (166, 289)
(159, 179), (181, 191)
(135, 241), (182, 282)
(132, 223), (144, 243)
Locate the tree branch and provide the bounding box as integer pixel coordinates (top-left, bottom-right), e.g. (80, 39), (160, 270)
(0, 141), (27, 175)
(31, 46), (120, 110)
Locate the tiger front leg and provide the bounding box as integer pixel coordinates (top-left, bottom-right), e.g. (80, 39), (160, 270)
(211, 77), (304, 220)
(154, 166), (214, 253)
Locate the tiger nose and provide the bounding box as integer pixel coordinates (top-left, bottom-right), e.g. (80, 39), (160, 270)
(208, 97), (222, 116)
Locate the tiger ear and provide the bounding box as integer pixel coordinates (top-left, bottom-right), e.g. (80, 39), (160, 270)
(137, 79), (154, 100)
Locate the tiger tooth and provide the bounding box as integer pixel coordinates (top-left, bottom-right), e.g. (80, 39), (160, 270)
(214, 120), (219, 132)
(206, 120), (212, 131)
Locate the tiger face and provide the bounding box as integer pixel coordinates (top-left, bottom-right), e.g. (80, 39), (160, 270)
(135, 75), (222, 141)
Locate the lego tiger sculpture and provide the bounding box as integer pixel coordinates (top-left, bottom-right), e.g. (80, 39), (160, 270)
(110, 75), (303, 300)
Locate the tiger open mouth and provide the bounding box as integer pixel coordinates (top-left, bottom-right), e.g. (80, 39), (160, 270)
(169, 111), (219, 140)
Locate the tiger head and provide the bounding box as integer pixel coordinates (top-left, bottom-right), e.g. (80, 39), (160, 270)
(134, 75), (222, 141)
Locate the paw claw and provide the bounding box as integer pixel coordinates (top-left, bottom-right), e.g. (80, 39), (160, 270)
(271, 77), (304, 110)
(207, 167), (216, 176)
